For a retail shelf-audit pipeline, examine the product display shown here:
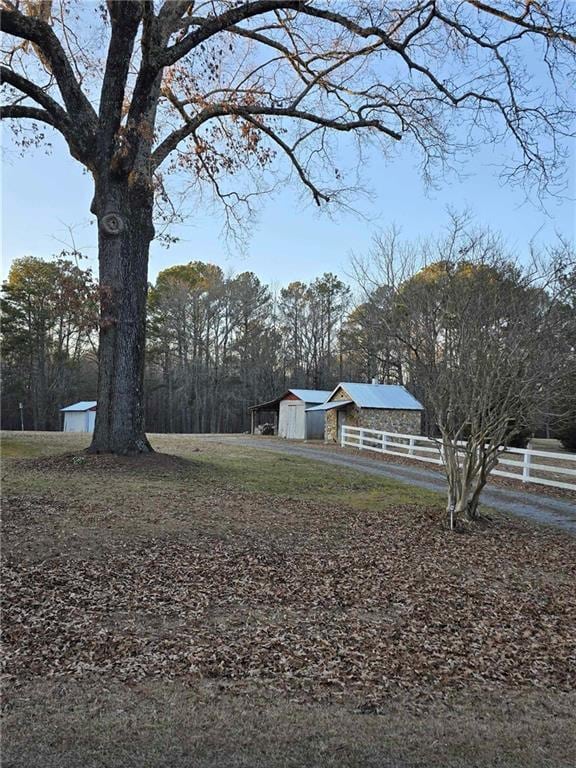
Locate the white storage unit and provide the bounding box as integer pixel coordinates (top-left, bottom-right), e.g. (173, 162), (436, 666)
(250, 389), (331, 439)
(277, 389), (331, 440)
(278, 399), (306, 439)
(61, 401), (97, 432)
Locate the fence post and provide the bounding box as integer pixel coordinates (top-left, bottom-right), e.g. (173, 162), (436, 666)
(409, 437), (415, 456)
(522, 451), (532, 484)
(359, 428), (365, 450)
(341, 426), (346, 448)
(382, 432), (387, 454)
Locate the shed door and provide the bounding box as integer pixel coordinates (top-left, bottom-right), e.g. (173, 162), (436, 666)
(286, 404), (299, 439)
(337, 409), (347, 441)
(64, 412), (83, 432)
(305, 409), (325, 440)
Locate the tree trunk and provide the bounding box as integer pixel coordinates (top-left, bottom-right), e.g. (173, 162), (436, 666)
(443, 439), (490, 526)
(31, 334), (49, 431)
(88, 178), (154, 454)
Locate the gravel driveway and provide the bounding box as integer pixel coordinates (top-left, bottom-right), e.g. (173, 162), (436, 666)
(205, 435), (576, 535)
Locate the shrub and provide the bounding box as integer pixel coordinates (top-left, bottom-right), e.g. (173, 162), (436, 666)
(506, 427), (532, 449)
(557, 422), (576, 452)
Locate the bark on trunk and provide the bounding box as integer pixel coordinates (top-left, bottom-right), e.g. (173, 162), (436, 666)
(88, 178), (154, 454)
(443, 439), (489, 526)
(31, 329), (49, 430)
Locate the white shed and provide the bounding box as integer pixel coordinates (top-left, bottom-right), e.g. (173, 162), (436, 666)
(249, 389), (331, 439)
(60, 401), (97, 432)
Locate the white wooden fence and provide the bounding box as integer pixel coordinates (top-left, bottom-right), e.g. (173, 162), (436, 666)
(341, 425), (576, 492)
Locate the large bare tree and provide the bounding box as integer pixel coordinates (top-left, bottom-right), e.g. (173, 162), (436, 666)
(2, 0), (575, 453)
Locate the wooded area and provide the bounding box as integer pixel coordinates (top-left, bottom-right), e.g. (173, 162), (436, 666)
(3, 221), (575, 469)
(2, 0), (575, 453)
(1, 254), (360, 432)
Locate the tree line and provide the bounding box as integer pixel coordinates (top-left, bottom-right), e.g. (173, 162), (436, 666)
(1, 255), (99, 432)
(1, 254), (362, 433)
(3, 223), (575, 455)
(3, 0), (574, 455)
(145, 263), (354, 433)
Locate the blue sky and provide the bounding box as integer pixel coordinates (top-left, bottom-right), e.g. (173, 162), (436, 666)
(2, 123), (574, 288)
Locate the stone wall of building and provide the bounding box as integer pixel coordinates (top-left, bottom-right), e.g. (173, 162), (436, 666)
(325, 403), (361, 443)
(325, 387), (358, 442)
(358, 408), (422, 435)
(326, 405), (421, 442)
(332, 387), (353, 402)
(325, 410), (337, 442)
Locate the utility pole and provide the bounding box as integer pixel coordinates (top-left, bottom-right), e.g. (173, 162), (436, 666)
(19, 401), (24, 431)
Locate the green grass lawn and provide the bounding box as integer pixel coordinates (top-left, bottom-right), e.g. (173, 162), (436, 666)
(2, 431), (575, 768)
(1, 430), (442, 511)
(1, 430), (91, 457)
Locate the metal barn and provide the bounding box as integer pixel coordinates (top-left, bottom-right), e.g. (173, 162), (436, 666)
(249, 389), (331, 439)
(60, 401), (97, 432)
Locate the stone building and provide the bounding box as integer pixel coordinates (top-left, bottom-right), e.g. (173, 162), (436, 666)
(307, 382), (423, 443)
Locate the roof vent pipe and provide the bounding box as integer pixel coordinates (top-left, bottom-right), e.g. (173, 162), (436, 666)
(371, 377), (378, 385)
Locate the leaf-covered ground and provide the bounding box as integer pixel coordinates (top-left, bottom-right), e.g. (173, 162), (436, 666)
(2, 432), (576, 767)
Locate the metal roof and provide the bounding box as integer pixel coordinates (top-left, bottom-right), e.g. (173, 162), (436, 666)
(329, 383), (423, 410)
(306, 400), (352, 412)
(60, 401), (97, 412)
(288, 389), (331, 404)
(248, 397), (281, 411)
(248, 389), (331, 411)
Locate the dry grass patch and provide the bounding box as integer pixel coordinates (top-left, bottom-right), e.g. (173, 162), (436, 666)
(4, 494), (575, 699)
(2, 431), (576, 767)
(4, 680), (576, 768)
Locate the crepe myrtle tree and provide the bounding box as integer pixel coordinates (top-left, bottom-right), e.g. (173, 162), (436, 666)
(352, 220), (576, 526)
(1, 2), (575, 454)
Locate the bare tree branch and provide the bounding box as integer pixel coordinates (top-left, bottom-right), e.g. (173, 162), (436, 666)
(1, 65), (67, 122)
(241, 114), (330, 204)
(466, 0), (576, 45)
(97, 1), (143, 164)
(0, 6), (97, 131)
(0, 103), (58, 126)
(160, 1), (304, 66)
(153, 100), (401, 171)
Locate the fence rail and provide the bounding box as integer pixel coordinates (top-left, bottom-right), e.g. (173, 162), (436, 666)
(340, 426), (576, 492)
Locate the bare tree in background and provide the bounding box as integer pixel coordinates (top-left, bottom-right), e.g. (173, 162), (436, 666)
(353, 220), (576, 526)
(2, 0), (575, 453)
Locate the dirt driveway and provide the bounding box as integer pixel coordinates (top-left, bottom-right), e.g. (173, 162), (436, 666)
(204, 435), (576, 534)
